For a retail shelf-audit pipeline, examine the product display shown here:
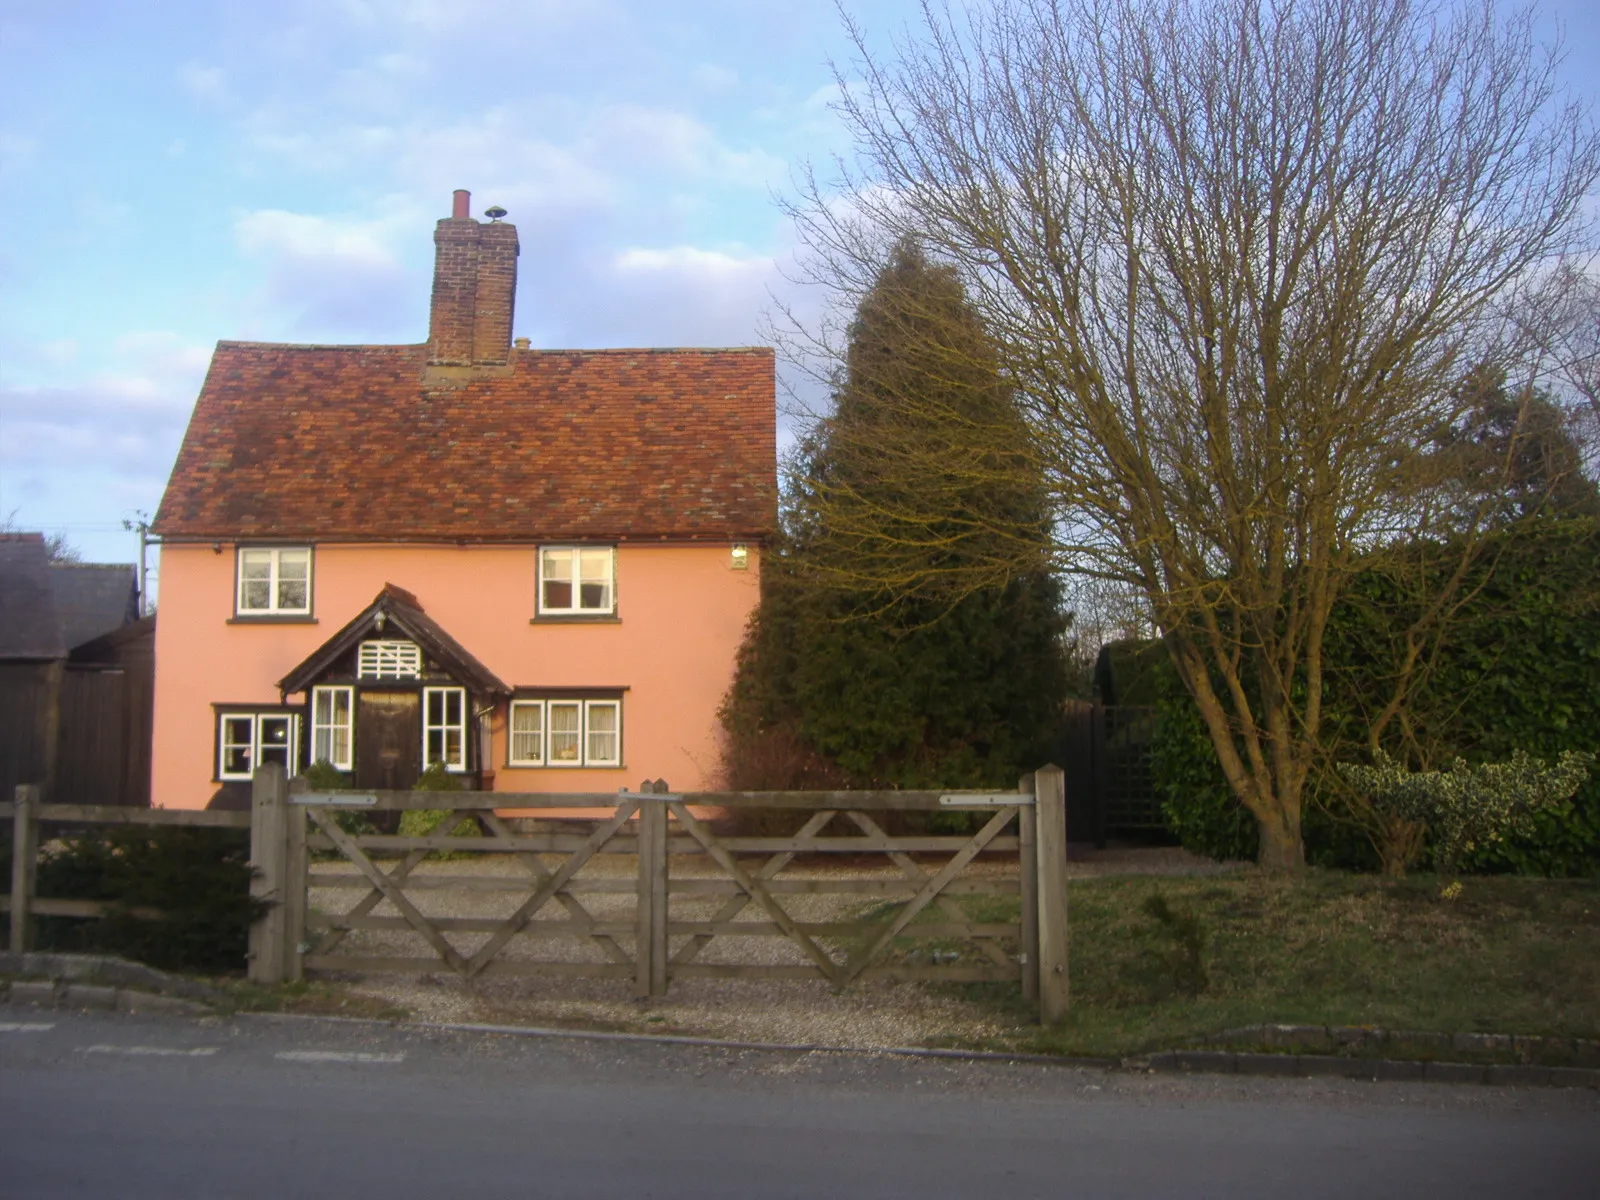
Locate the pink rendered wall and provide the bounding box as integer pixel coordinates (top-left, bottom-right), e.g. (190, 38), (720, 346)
(150, 542), (760, 809)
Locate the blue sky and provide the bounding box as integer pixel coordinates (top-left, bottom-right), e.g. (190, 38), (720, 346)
(2, 0), (1598, 581)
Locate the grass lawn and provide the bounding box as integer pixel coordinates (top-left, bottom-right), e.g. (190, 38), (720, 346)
(929, 869), (1600, 1060)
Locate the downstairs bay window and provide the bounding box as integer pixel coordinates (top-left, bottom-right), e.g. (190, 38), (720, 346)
(507, 695), (622, 767)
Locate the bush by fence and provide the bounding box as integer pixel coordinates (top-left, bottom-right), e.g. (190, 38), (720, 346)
(29, 825), (264, 972)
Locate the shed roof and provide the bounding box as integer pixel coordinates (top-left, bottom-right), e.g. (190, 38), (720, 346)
(50, 562), (139, 651)
(0, 534), (65, 660)
(153, 343), (777, 543)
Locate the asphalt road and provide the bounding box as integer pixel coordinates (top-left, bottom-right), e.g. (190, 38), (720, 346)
(2, 1007), (1597, 1199)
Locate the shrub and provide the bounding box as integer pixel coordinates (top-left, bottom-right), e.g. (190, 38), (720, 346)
(1339, 749), (1595, 876)
(398, 761), (481, 846)
(302, 759), (373, 838)
(32, 826), (267, 974)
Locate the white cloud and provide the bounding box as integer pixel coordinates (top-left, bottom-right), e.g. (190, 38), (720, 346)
(37, 338), (78, 367)
(0, 333), (209, 481)
(232, 205), (421, 341)
(691, 63), (741, 91)
(235, 208), (406, 272)
(554, 243), (782, 347)
(178, 63), (228, 101)
(614, 245), (771, 278)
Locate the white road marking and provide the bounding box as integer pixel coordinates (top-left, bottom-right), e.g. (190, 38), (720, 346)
(0, 1022), (55, 1033)
(81, 1044), (220, 1057)
(275, 1050), (405, 1064)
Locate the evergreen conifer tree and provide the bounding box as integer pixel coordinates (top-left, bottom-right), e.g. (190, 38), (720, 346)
(721, 241), (1069, 789)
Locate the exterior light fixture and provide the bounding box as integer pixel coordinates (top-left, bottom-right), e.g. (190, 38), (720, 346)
(730, 543), (749, 570)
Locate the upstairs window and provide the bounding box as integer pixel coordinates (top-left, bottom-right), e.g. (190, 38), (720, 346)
(358, 640), (422, 680)
(237, 547), (312, 616)
(539, 546), (614, 616)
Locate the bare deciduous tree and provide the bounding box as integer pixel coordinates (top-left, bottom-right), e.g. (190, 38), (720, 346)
(783, 0), (1600, 868)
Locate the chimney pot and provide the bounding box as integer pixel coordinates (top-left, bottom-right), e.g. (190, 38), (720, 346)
(451, 189), (470, 220)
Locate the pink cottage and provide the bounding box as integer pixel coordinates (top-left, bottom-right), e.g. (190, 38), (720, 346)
(150, 191), (774, 809)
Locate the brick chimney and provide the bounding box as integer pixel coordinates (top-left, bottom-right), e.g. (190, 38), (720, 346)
(428, 189), (519, 368)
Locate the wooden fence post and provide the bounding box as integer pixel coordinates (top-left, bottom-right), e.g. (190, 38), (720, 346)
(1018, 774), (1039, 1005)
(282, 775), (309, 983)
(9, 784), (40, 953)
(635, 780), (669, 999)
(1033, 764), (1070, 1023)
(248, 763), (289, 985)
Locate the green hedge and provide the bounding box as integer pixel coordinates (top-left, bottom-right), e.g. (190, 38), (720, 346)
(24, 826), (266, 973)
(1153, 518), (1600, 875)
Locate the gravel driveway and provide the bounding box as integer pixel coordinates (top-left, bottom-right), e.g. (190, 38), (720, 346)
(308, 843), (1241, 1048)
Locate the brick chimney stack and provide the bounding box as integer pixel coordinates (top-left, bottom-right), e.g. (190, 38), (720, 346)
(428, 190), (519, 369)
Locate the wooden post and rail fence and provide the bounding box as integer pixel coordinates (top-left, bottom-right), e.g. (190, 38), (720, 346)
(5, 765), (1072, 1023)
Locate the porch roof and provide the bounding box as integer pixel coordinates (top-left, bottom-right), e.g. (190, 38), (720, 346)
(277, 583), (510, 699)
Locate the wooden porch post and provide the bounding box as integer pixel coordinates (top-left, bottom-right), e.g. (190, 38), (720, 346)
(1033, 764), (1070, 1023)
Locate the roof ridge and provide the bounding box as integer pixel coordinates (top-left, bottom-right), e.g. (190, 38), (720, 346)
(213, 341), (773, 355)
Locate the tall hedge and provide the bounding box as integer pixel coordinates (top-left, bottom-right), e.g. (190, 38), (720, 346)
(1154, 518), (1600, 874)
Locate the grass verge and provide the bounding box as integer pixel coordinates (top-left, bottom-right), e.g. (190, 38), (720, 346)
(920, 869), (1599, 1060)
(215, 978), (410, 1021)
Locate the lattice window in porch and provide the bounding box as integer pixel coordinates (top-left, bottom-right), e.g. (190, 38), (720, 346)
(358, 639), (423, 680)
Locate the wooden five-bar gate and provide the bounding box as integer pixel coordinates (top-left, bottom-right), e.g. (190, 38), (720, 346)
(247, 765), (1072, 1022)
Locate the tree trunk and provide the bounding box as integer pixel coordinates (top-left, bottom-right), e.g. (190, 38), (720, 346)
(1254, 802), (1305, 872)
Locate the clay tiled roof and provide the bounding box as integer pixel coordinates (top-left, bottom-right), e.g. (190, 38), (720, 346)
(154, 343), (777, 542)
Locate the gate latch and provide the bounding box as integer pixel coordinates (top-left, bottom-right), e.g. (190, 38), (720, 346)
(937, 793), (1031, 808)
(293, 792), (379, 807)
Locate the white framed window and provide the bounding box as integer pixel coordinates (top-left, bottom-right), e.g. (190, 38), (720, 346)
(358, 640), (422, 680)
(423, 686), (468, 771)
(585, 700), (620, 766)
(507, 697), (621, 768)
(548, 700), (582, 763)
(217, 711), (299, 781)
(538, 546), (614, 615)
(236, 547), (312, 616)
(508, 701), (544, 765)
(310, 686), (354, 770)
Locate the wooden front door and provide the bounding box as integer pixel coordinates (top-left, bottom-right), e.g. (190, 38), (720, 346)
(355, 691), (420, 791)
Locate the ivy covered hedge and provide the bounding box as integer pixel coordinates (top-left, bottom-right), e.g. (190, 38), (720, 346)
(1153, 518), (1600, 875)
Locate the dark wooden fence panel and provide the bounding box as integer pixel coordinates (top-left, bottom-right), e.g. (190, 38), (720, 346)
(1060, 702), (1165, 841)
(0, 664), (54, 805)
(57, 670), (126, 806)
